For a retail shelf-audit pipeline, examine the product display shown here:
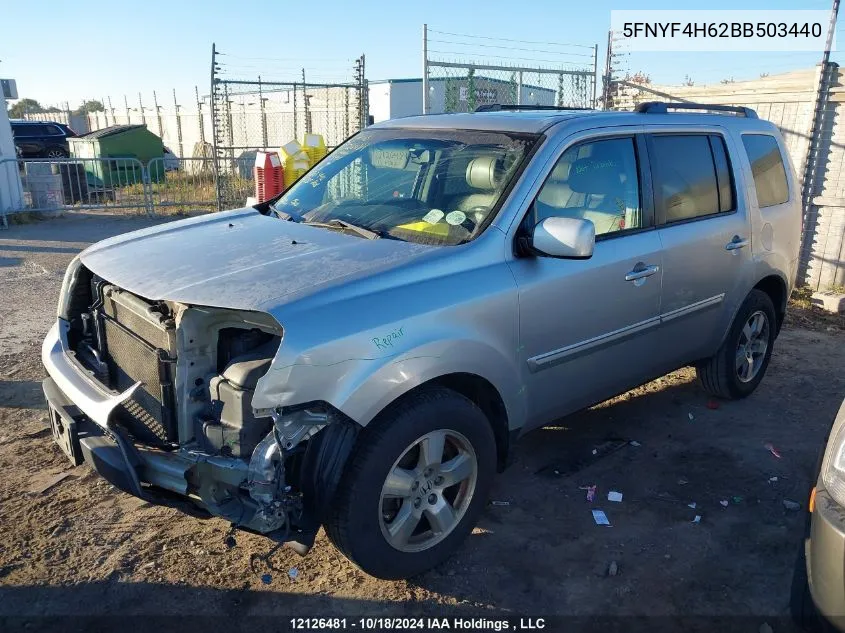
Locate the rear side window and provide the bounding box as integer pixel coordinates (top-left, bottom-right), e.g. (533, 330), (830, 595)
(14, 124), (46, 136)
(650, 134), (735, 224)
(742, 134), (789, 208)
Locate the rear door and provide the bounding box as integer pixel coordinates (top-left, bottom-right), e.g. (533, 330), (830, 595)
(647, 129), (754, 367)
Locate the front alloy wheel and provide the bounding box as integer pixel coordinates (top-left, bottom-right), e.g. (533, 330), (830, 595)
(324, 387), (496, 579)
(379, 429), (478, 552)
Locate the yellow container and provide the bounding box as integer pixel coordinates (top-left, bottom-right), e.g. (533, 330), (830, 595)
(280, 140), (311, 188)
(301, 133), (327, 165)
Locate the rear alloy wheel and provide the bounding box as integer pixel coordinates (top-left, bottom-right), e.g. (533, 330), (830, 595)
(45, 147), (68, 158)
(325, 387), (496, 579)
(696, 289), (777, 399)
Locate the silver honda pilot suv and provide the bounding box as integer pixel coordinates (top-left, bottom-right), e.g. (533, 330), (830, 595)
(42, 102), (801, 579)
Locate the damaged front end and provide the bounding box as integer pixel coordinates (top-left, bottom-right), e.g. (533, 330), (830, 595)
(42, 258), (358, 553)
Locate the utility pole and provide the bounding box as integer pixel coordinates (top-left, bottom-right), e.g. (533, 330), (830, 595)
(592, 43), (599, 108)
(601, 30), (613, 110)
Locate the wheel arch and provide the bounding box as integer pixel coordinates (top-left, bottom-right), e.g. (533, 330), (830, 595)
(754, 273), (788, 335)
(390, 372), (512, 472)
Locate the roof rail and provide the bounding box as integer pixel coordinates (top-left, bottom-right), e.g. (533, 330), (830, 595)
(475, 104), (591, 113)
(635, 101), (758, 119)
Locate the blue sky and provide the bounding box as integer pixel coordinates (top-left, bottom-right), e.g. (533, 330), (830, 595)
(0, 0), (841, 108)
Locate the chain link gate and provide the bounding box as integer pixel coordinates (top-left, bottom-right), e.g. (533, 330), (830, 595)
(210, 44), (368, 211)
(422, 25), (598, 114)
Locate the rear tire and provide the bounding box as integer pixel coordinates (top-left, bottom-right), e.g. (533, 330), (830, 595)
(324, 387), (496, 579)
(696, 289), (776, 399)
(45, 147), (68, 158)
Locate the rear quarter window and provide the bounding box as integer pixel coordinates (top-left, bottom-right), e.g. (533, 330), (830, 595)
(742, 134), (789, 208)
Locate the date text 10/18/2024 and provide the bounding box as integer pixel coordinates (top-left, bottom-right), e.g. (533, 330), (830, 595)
(289, 617), (547, 631)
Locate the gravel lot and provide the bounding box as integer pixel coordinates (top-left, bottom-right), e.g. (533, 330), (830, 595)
(1, 212), (844, 630)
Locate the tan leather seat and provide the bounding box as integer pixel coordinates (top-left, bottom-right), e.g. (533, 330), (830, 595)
(535, 161), (582, 222)
(452, 157), (504, 221)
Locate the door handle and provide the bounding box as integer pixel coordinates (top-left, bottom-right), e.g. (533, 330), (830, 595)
(625, 264), (660, 282)
(725, 237), (749, 251)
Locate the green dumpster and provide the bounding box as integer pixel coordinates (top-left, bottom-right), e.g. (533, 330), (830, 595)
(67, 124), (166, 189)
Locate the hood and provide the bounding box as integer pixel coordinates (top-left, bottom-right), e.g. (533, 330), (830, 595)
(80, 208), (432, 311)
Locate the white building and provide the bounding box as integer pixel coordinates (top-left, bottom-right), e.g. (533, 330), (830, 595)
(368, 77), (558, 123)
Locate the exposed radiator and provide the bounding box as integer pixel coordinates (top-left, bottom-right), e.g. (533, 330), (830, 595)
(102, 316), (176, 444)
(91, 285), (178, 444)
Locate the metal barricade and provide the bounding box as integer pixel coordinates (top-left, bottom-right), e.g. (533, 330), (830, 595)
(0, 155), (235, 225)
(1, 156), (152, 220)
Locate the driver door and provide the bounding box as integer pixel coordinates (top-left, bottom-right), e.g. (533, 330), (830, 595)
(507, 132), (665, 430)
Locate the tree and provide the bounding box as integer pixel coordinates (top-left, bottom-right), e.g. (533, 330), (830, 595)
(73, 99), (104, 115)
(8, 98), (45, 118)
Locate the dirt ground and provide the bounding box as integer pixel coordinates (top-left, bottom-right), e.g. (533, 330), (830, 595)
(1, 212), (844, 630)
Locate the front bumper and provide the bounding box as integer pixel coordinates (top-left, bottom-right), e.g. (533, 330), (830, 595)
(40, 321), (301, 539)
(808, 486), (845, 629)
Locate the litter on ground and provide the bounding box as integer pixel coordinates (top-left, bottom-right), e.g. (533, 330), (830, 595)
(688, 502), (697, 509)
(692, 515), (702, 523)
(288, 567), (299, 580)
(720, 500), (729, 507)
(579, 485), (597, 502)
(764, 443), (783, 459)
(783, 499), (801, 512)
(629, 440), (641, 447)
(688, 412), (695, 421)
(490, 500), (511, 506)
(607, 491), (623, 502)
(592, 509), (611, 526)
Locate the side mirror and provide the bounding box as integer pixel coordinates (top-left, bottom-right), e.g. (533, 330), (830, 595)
(531, 216), (595, 259)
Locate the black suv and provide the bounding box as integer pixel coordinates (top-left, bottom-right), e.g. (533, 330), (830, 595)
(10, 120), (77, 158)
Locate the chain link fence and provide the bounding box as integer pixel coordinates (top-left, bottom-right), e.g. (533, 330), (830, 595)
(210, 46), (368, 210)
(423, 26), (598, 113)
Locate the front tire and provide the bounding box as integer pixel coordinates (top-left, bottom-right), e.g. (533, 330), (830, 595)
(696, 289), (777, 399)
(324, 387), (496, 579)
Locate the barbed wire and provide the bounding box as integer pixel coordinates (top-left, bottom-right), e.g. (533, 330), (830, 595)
(427, 28), (595, 49)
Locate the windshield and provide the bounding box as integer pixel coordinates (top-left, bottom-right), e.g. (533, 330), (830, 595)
(271, 128), (540, 245)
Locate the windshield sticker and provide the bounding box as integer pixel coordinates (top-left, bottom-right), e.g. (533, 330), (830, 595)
(445, 210), (467, 226)
(422, 209), (445, 224)
(372, 326), (405, 350)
